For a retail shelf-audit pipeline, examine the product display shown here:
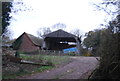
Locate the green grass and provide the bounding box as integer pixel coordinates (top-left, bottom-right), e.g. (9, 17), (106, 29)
(20, 54), (71, 65)
(3, 54), (71, 79)
(2, 71), (30, 79)
(20, 54), (42, 60)
(34, 66), (53, 73)
(42, 55), (70, 65)
(2, 66), (54, 79)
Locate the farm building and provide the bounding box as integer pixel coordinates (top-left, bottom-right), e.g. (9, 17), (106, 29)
(43, 29), (81, 54)
(12, 30), (81, 54)
(12, 32), (42, 53)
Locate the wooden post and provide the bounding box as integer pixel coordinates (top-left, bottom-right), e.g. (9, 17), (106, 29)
(15, 50), (20, 57)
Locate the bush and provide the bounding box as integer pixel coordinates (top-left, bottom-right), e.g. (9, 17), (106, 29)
(83, 53), (93, 56)
(68, 52), (77, 56)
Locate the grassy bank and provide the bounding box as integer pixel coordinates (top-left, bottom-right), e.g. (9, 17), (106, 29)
(20, 54), (71, 66)
(2, 54), (71, 79)
(3, 66), (53, 79)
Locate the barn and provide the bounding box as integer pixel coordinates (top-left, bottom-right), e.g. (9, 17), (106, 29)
(42, 29), (81, 54)
(12, 32), (42, 53)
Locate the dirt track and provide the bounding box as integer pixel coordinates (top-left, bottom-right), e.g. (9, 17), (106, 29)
(18, 57), (99, 79)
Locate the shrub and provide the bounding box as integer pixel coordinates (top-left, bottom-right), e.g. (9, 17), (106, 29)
(83, 53), (93, 56)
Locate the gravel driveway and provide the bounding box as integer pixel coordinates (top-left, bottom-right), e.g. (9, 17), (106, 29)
(17, 56), (99, 79)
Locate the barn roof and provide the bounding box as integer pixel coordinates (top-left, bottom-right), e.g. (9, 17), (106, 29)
(43, 29), (77, 38)
(26, 33), (42, 46)
(12, 32), (42, 50)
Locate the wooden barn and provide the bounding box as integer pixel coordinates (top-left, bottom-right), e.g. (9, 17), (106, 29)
(42, 29), (81, 54)
(12, 32), (42, 53)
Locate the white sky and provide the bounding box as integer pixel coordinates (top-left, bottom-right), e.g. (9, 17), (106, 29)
(9, 0), (109, 39)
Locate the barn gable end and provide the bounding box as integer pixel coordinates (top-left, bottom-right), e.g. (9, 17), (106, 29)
(12, 32), (42, 53)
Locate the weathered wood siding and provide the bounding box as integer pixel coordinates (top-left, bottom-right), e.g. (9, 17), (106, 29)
(18, 33), (39, 52)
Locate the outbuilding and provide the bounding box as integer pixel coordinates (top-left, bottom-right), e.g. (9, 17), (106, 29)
(12, 32), (42, 53)
(43, 29), (81, 54)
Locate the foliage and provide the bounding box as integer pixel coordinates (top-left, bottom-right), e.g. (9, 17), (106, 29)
(83, 53), (93, 57)
(2, 30), (14, 47)
(88, 0), (120, 79)
(79, 47), (88, 55)
(90, 15), (120, 79)
(83, 15), (120, 78)
(83, 29), (102, 56)
(1, 0), (32, 36)
(83, 29), (101, 48)
(2, 2), (12, 34)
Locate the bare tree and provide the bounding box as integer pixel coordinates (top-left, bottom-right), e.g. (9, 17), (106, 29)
(51, 23), (66, 30)
(92, 0), (118, 15)
(2, 28), (13, 46)
(37, 23), (66, 38)
(71, 28), (81, 37)
(37, 27), (51, 38)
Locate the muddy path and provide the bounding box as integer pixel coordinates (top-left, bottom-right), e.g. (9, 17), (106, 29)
(17, 57), (99, 79)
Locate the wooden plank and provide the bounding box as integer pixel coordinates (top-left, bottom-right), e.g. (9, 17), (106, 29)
(20, 60), (50, 66)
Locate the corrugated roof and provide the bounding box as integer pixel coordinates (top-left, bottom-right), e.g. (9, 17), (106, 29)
(43, 29), (77, 38)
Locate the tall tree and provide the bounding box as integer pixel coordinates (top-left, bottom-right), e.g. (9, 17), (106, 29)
(83, 29), (102, 56)
(94, 18), (120, 79)
(1, 0), (32, 35)
(2, 2), (12, 34)
(89, 0), (120, 79)
(1, 0), (32, 47)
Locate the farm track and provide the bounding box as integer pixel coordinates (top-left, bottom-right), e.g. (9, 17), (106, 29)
(17, 56), (99, 79)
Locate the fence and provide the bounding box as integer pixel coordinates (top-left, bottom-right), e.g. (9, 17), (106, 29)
(38, 50), (80, 56)
(38, 50), (64, 56)
(22, 49), (79, 56)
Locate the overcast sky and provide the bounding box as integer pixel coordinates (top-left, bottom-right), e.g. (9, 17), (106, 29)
(9, 0), (109, 39)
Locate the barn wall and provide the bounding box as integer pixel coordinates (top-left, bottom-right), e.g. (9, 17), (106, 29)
(45, 39), (76, 50)
(18, 34), (40, 52)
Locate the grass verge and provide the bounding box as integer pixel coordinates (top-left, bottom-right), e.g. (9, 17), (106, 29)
(20, 54), (71, 66)
(2, 54), (71, 79)
(2, 66), (53, 79)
